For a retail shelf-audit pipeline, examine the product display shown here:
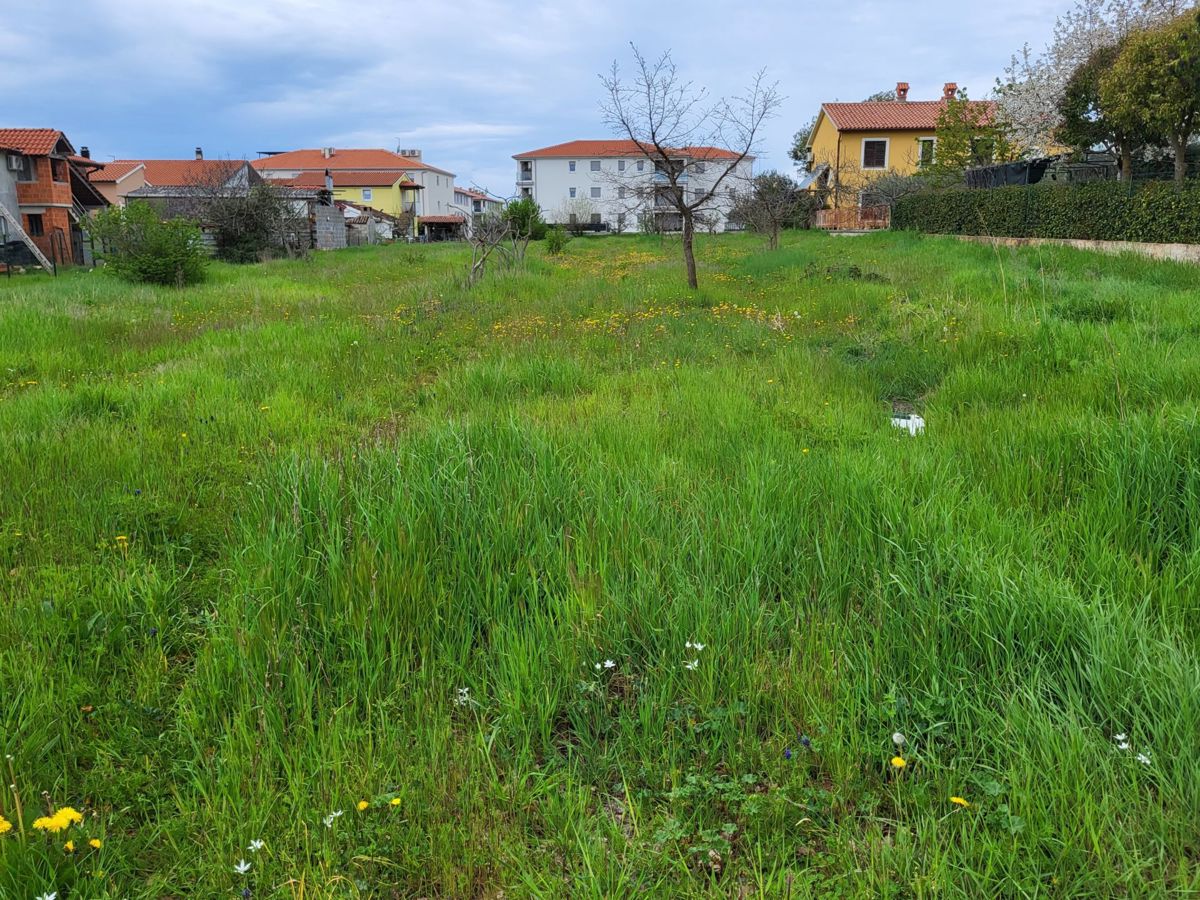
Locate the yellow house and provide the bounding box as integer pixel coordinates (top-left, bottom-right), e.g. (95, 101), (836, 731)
(803, 82), (995, 208)
(281, 170), (423, 220)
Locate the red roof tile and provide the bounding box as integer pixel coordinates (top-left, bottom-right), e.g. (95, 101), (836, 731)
(514, 139), (746, 161)
(89, 160), (145, 183)
(418, 215), (465, 224)
(280, 170), (424, 188)
(251, 148), (453, 176)
(0, 128), (71, 156)
(819, 99), (995, 132)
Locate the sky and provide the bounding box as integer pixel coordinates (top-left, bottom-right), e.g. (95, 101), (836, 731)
(6, 0), (1069, 197)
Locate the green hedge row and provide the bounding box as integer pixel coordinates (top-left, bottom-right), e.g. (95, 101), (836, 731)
(892, 180), (1200, 244)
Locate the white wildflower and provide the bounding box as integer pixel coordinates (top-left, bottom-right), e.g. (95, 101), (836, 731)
(323, 809), (344, 828)
(684, 659), (699, 671)
(1118, 742), (1131, 751)
(36, 894), (57, 900)
(234, 859), (251, 874)
(1114, 733), (1127, 742)
(892, 732), (906, 748)
(685, 641), (706, 652)
(603, 659), (616, 669)
(454, 687), (470, 707)
(248, 839), (265, 852)
(1137, 753), (1151, 766)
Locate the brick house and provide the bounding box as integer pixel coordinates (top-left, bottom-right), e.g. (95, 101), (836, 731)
(0, 128), (108, 268)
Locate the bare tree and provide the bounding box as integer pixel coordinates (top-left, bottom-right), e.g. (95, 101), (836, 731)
(465, 211), (512, 287)
(728, 171), (814, 249)
(555, 197), (599, 235)
(600, 45), (781, 289)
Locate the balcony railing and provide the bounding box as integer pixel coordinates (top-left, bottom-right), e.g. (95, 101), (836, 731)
(516, 169), (534, 183)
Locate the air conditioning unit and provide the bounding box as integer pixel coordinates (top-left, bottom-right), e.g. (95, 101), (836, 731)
(6, 156), (23, 171)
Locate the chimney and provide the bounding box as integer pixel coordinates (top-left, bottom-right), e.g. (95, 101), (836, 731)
(195, 147), (203, 160)
(943, 82), (958, 101)
(322, 147), (334, 159)
(80, 146), (90, 159)
(324, 168), (333, 192)
(896, 82), (910, 102)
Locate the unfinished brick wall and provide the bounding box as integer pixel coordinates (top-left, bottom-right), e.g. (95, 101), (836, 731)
(15, 157), (75, 265)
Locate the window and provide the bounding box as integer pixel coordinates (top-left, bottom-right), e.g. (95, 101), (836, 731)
(693, 161), (706, 174)
(917, 138), (936, 167)
(569, 161), (576, 172)
(862, 139), (888, 169)
(26, 213), (44, 236)
(590, 213), (601, 225)
(14, 156), (35, 182)
(616, 212), (626, 231)
(51, 158), (67, 182)
(590, 187), (601, 199)
(362, 188), (373, 201)
(617, 186), (626, 199)
(636, 160), (644, 172)
(590, 160), (601, 172)
(521, 187), (531, 198)
(618, 159), (626, 172)
(569, 187), (577, 198)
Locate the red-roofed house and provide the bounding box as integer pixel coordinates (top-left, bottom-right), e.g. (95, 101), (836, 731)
(512, 139), (752, 233)
(0, 128), (108, 270)
(802, 81), (997, 209)
(253, 148), (456, 236)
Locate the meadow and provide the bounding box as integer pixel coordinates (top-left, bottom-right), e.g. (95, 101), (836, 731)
(1, 229), (1198, 897)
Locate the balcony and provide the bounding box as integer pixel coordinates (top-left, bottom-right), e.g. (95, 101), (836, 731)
(516, 167), (534, 184)
(651, 171), (687, 185)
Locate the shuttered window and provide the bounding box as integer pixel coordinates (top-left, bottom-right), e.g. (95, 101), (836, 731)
(862, 140), (887, 169)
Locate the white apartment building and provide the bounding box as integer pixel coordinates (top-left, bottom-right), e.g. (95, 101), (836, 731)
(513, 140), (753, 233)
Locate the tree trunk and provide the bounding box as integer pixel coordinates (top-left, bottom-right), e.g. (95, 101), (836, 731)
(1171, 134), (1187, 189)
(681, 209), (698, 290)
(1119, 139), (1132, 182)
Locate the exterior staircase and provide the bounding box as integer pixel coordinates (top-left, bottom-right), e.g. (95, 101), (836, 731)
(0, 202), (54, 271)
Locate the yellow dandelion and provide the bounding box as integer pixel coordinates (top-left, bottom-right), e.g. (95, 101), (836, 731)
(950, 796), (970, 808)
(890, 756), (907, 769)
(89, 838), (103, 849)
(33, 816), (63, 833)
(389, 798), (401, 807)
(56, 807), (83, 826)
(356, 800), (369, 811)
(0, 815), (12, 835)
(802, 448), (810, 454)
(64, 840), (76, 853)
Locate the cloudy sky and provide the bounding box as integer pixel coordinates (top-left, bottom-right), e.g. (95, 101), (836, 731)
(7, 0), (1067, 195)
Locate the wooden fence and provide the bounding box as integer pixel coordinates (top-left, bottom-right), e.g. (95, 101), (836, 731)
(814, 206), (891, 231)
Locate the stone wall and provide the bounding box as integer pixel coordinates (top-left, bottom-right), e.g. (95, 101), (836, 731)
(313, 205), (346, 250)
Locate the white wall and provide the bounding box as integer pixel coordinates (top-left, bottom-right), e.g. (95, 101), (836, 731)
(0, 152), (19, 221)
(514, 154), (752, 233)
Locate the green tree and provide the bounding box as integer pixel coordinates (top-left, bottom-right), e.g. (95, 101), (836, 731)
(789, 114), (819, 171)
(1057, 43), (1146, 180)
(928, 91), (1018, 182)
(86, 201), (207, 286)
(1101, 10), (1200, 187)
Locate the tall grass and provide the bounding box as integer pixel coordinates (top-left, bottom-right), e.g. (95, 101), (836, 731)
(1, 232), (1198, 896)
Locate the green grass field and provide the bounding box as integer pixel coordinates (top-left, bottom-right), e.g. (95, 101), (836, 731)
(2, 230), (1199, 897)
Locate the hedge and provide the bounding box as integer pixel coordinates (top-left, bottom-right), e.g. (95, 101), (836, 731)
(892, 179), (1200, 244)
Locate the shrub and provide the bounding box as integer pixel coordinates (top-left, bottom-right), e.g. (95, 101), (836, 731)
(892, 179), (1200, 244)
(503, 197), (548, 241)
(206, 183), (308, 263)
(544, 225), (571, 255)
(86, 201), (207, 286)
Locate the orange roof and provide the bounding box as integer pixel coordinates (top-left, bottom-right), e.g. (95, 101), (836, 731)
(455, 187), (495, 201)
(819, 99), (995, 132)
(418, 215), (465, 224)
(251, 148), (453, 176)
(89, 160), (145, 183)
(514, 140), (745, 161)
(132, 159), (243, 186)
(0, 128), (71, 156)
(281, 170), (424, 188)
